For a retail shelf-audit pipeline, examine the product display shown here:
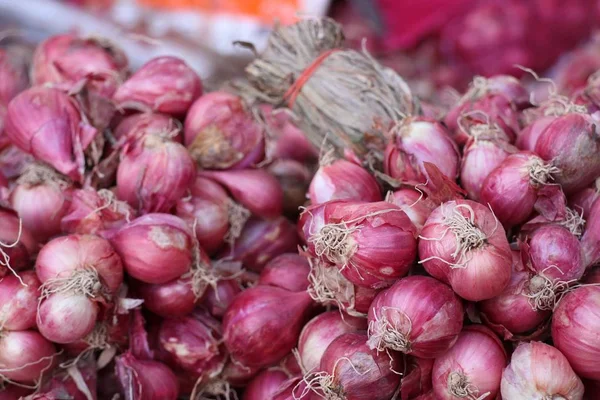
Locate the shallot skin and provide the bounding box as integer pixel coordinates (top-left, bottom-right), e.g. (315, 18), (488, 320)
(309, 159), (382, 204)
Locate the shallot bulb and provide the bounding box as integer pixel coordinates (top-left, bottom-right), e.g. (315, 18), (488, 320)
(569, 177), (600, 219)
(243, 370), (289, 400)
(117, 133), (195, 214)
(108, 214), (194, 284)
(301, 201), (417, 289)
(460, 136), (515, 201)
(268, 159), (312, 217)
(0, 145), (35, 180)
(515, 115), (555, 151)
(35, 234), (123, 343)
(432, 326), (507, 400)
(479, 250), (550, 338)
(307, 332), (401, 400)
(481, 151), (562, 227)
(0, 271), (40, 331)
(184, 91), (265, 169)
(367, 276), (463, 358)
(114, 112), (182, 143)
(115, 352), (179, 400)
(401, 357), (434, 400)
(0, 330), (56, 383)
(0, 44), (31, 105)
(10, 163), (73, 242)
(157, 309), (227, 380)
(261, 104), (317, 163)
(534, 113), (600, 193)
(0, 207), (37, 278)
(501, 341), (584, 400)
(384, 117), (460, 183)
(61, 188), (134, 235)
(309, 158), (381, 204)
(258, 253), (310, 292)
(307, 258), (378, 317)
(223, 285), (313, 368)
(386, 188), (435, 232)
(524, 225), (585, 311)
(552, 286), (600, 380)
(113, 56), (202, 116)
(4, 86), (97, 182)
(32, 33), (128, 97)
(34, 356), (97, 400)
(135, 276), (197, 318)
(298, 311), (367, 373)
(202, 278), (242, 319)
(418, 199), (512, 300)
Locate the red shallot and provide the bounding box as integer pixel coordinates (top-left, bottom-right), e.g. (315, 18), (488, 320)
(0, 44), (31, 105)
(0, 206), (37, 279)
(0, 330), (56, 384)
(114, 112), (182, 143)
(261, 104), (317, 163)
(113, 56), (201, 116)
(431, 325), (507, 400)
(115, 352), (179, 400)
(184, 91), (265, 169)
(0, 271), (40, 331)
(10, 163), (74, 242)
(367, 276), (463, 358)
(386, 188), (435, 232)
(418, 199), (512, 300)
(135, 276), (197, 318)
(569, 177), (600, 219)
(268, 159), (312, 217)
(552, 286), (600, 380)
(298, 310), (367, 373)
(258, 253), (310, 292)
(501, 341), (584, 399)
(4, 86), (97, 182)
(223, 285), (313, 368)
(243, 370), (289, 400)
(309, 158), (381, 204)
(117, 132), (195, 214)
(201, 278), (242, 319)
(515, 115), (555, 152)
(401, 357), (434, 400)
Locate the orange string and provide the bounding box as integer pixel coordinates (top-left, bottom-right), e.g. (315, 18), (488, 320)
(284, 49), (339, 108)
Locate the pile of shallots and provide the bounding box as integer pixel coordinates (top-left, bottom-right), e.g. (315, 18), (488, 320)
(1, 26), (600, 400)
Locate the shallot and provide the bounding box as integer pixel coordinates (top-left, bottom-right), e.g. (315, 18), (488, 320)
(115, 352), (179, 400)
(258, 253), (310, 292)
(0, 330), (56, 383)
(243, 370), (289, 400)
(0, 271), (40, 331)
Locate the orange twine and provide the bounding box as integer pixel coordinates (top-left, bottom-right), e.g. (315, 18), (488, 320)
(284, 49), (339, 108)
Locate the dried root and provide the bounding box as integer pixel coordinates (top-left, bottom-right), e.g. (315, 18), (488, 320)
(367, 307), (412, 353)
(39, 267), (104, 301)
(225, 201), (251, 245)
(310, 223), (358, 267)
(447, 371), (490, 400)
(525, 274), (577, 311)
(528, 158), (560, 187)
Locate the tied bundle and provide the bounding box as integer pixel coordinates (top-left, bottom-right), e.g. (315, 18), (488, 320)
(245, 17), (416, 160)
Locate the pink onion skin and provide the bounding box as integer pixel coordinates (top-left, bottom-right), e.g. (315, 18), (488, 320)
(582, 200), (600, 267)
(243, 370), (289, 400)
(35, 234), (124, 293)
(202, 279), (242, 319)
(501, 341), (584, 400)
(479, 250), (550, 338)
(569, 179), (600, 219)
(317, 332), (401, 400)
(175, 176), (230, 255)
(528, 225), (585, 282)
(37, 292), (99, 344)
(0, 145), (35, 180)
(221, 361), (261, 387)
(535, 113), (600, 193)
(10, 167), (74, 242)
(35, 357), (97, 400)
(108, 214), (193, 284)
(0, 207), (37, 277)
(268, 159), (311, 217)
(184, 91), (265, 170)
(585, 266), (600, 284)
(61, 188), (134, 235)
(432, 325), (507, 400)
(384, 117), (460, 183)
(0, 330), (56, 383)
(5, 87), (97, 182)
(223, 285), (313, 368)
(113, 56), (201, 116)
(200, 169), (283, 219)
(0, 46), (30, 105)
(480, 151), (551, 227)
(114, 112), (182, 143)
(418, 199), (512, 301)
(460, 138), (514, 201)
(157, 309), (226, 380)
(298, 311), (367, 373)
(261, 104), (317, 163)
(309, 159), (381, 204)
(401, 357), (434, 400)
(32, 34), (128, 97)
(367, 276), (464, 358)
(0, 271), (40, 331)
(258, 253), (310, 292)
(303, 201), (418, 289)
(272, 377), (316, 400)
(0, 384), (32, 400)
(218, 217), (299, 273)
(552, 286), (600, 380)
(115, 352), (179, 400)
(386, 188), (435, 232)
(135, 277), (197, 318)
(117, 134), (195, 214)
(515, 116), (555, 151)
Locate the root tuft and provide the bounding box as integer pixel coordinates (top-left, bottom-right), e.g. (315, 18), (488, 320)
(448, 371), (490, 399)
(310, 223), (358, 266)
(367, 307), (412, 353)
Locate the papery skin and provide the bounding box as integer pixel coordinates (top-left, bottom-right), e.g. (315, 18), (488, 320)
(432, 326), (506, 400)
(0, 330), (56, 383)
(309, 159), (381, 204)
(515, 116), (555, 151)
(298, 310), (367, 372)
(418, 199), (512, 301)
(317, 332), (401, 400)
(258, 253), (310, 292)
(501, 341), (584, 400)
(528, 225), (585, 282)
(202, 279), (242, 319)
(115, 352), (179, 400)
(386, 188), (436, 232)
(535, 113), (600, 193)
(113, 56), (202, 116)
(108, 214), (193, 284)
(401, 357), (434, 400)
(552, 286), (600, 380)
(37, 292), (99, 343)
(135, 277), (197, 318)
(243, 370), (289, 400)
(569, 178), (600, 219)
(184, 91), (265, 169)
(367, 276), (464, 358)
(223, 285), (313, 368)
(0, 271), (40, 331)
(114, 112), (182, 142)
(0, 45), (31, 105)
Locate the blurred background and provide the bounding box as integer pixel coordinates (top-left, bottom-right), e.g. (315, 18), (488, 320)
(2, 0), (600, 98)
